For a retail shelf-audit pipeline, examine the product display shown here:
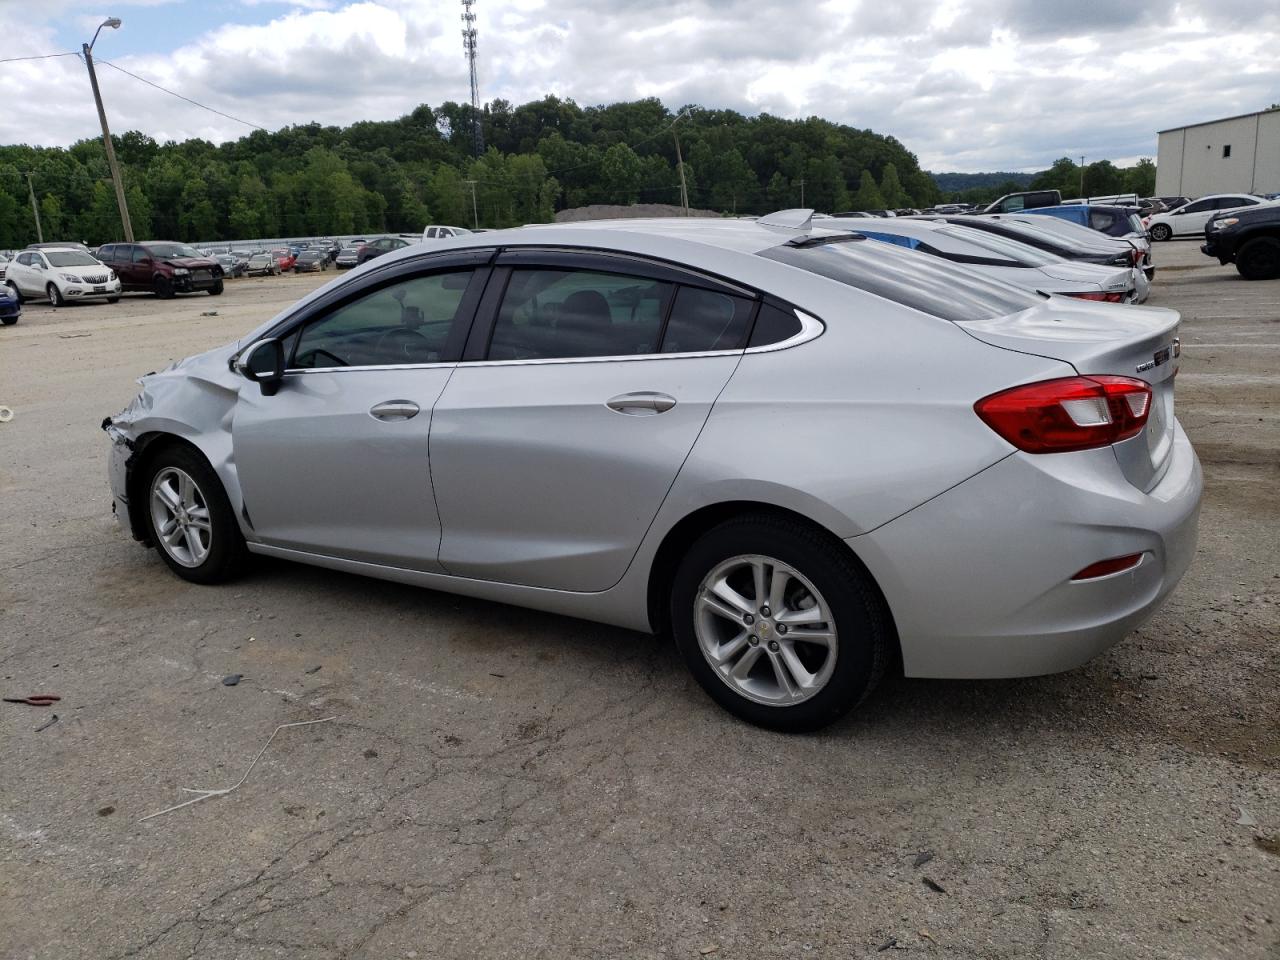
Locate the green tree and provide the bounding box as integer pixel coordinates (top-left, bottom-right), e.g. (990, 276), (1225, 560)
(850, 170), (885, 210)
(878, 163), (910, 208)
(1123, 158), (1156, 198)
(599, 143), (642, 205)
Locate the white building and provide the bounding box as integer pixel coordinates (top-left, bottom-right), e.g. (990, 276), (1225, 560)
(1156, 109), (1280, 198)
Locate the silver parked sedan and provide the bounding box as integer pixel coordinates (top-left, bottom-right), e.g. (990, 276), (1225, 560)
(103, 212), (1202, 731)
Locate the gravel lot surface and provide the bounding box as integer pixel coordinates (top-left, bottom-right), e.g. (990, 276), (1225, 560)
(2, 244), (1277, 959)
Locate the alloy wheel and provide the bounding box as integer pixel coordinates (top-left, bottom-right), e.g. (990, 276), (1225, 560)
(694, 554), (838, 706)
(149, 466), (213, 568)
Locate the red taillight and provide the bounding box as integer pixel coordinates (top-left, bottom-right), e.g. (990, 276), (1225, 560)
(1071, 553), (1144, 580)
(1063, 291), (1124, 303)
(974, 375), (1152, 453)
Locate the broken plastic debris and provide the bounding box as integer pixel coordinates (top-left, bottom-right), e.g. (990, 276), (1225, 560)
(0, 406), (13, 423)
(1235, 806), (1258, 827)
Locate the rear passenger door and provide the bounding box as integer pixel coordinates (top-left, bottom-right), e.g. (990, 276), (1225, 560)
(429, 250), (757, 592)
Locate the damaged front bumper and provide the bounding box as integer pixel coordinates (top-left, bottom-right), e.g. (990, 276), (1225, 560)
(103, 417), (144, 540)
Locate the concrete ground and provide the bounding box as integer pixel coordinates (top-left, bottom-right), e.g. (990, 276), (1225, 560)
(1, 245), (1277, 959)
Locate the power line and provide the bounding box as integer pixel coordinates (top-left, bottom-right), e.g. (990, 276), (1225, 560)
(95, 58), (267, 131)
(0, 51), (79, 64)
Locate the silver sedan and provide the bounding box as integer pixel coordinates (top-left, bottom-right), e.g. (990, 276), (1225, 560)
(103, 213), (1202, 731)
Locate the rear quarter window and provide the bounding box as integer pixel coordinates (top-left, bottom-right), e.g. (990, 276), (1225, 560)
(759, 238), (1041, 323)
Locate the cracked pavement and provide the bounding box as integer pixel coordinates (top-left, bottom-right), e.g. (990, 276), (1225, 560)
(2, 251), (1278, 959)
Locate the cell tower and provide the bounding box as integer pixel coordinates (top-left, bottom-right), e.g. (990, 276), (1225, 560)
(461, 0), (483, 156)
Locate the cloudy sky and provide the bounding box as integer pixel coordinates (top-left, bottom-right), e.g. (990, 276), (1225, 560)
(2, 0), (1277, 172)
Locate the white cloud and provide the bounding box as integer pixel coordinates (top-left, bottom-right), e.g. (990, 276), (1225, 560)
(2, 0), (1278, 172)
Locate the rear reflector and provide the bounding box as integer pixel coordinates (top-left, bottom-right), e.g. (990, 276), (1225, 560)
(974, 375), (1153, 453)
(1063, 291), (1124, 303)
(1071, 553), (1144, 580)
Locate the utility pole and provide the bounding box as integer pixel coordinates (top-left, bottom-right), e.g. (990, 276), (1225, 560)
(671, 109), (691, 215)
(799, 178), (805, 207)
(83, 18), (133, 242)
(25, 172), (43, 243)
(1079, 155), (1085, 197)
(464, 180), (479, 228)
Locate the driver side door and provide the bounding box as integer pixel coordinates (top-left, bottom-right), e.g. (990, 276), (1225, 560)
(231, 261), (488, 570)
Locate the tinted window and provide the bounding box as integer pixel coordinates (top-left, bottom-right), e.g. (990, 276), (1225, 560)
(1182, 199), (1212, 213)
(132, 247), (150, 263)
(760, 238), (1041, 323)
(290, 270), (475, 369)
(937, 225), (1057, 266)
(661, 287), (753, 353)
(749, 303), (802, 347)
(17, 253), (34, 266)
(99, 245), (116, 261)
(488, 269), (670, 360)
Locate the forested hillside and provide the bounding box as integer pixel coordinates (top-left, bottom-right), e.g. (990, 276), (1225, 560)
(0, 96), (941, 246)
(930, 171), (1034, 193)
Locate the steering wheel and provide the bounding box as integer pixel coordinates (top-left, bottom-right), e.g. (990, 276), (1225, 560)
(374, 327), (431, 361)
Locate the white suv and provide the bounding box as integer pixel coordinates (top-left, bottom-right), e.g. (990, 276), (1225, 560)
(5, 247), (122, 306)
(421, 225), (473, 242)
(1145, 194), (1267, 240)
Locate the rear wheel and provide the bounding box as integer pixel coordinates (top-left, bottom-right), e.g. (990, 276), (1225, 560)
(1150, 223), (1172, 242)
(46, 283), (65, 307)
(1, 315), (16, 326)
(142, 445), (247, 584)
(671, 514), (891, 732)
(153, 276), (174, 300)
(1236, 237), (1280, 281)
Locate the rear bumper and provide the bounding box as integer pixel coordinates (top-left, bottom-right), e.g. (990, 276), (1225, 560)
(850, 422), (1202, 679)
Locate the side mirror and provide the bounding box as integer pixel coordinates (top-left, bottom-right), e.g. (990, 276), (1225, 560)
(234, 338), (285, 396)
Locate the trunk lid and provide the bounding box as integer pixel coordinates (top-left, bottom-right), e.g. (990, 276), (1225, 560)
(959, 300), (1181, 491)
(1038, 261), (1131, 292)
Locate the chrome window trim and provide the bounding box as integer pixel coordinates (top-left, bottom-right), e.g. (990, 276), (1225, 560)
(284, 361), (458, 376)
(744, 309), (825, 354)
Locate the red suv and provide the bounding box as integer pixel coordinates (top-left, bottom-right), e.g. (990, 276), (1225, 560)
(97, 242), (224, 299)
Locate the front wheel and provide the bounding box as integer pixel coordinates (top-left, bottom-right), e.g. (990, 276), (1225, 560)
(1150, 223), (1172, 242)
(670, 514), (891, 732)
(47, 283), (66, 307)
(208, 279), (224, 296)
(1236, 237), (1280, 281)
(6, 281), (21, 304)
(1, 315), (17, 326)
(143, 445), (248, 584)
(107, 296), (120, 304)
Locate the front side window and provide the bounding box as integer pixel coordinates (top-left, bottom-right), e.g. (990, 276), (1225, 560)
(488, 269), (671, 360)
(290, 269), (475, 369)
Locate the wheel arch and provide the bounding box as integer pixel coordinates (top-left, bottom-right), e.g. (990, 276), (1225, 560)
(124, 432), (219, 544)
(644, 500), (900, 659)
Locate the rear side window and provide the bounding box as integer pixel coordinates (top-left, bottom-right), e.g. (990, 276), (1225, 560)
(661, 287), (753, 353)
(760, 238), (1041, 323)
(749, 304), (802, 346)
(488, 269), (671, 360)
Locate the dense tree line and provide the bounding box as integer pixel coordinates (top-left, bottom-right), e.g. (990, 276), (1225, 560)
(940, 157), (1157, 206)
(0, 96), (942, 247)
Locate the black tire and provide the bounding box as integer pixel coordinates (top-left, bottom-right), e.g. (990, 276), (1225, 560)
(6, 282), (21, 304)
(153, 276), (175, 300)
(46, 283), (66, 307)
(1, 315), (17, 326)
(140, 444), (248, 584)
(1150, 223), (1172, 242)
(208, 279), (224, 296)
(107, 297), (120, 304)
(1235, 237), (1280, 281)
(670, 513), (891, 732)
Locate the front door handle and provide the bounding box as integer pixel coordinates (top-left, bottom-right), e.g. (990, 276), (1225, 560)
(369, 399), (420, 421)
(606, 392), (677, 416)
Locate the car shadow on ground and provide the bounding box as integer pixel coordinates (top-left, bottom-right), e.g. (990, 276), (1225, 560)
(242, 553), (1105, 743)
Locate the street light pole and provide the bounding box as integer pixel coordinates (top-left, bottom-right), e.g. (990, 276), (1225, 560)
(83, 18), (133, 242)
(25, 172), (44, 243)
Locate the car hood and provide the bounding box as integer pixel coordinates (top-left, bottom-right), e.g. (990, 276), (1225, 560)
(161, 257), (218, 269)
(53, 264), (113, 278)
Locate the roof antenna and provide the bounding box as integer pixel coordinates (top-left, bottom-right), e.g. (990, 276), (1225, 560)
(757, 209), (814, 232)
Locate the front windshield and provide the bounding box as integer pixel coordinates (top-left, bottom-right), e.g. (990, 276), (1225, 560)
(46, 251), (100, 267)
(938, 225), (1059, 266)
(146, 243), (200, 259)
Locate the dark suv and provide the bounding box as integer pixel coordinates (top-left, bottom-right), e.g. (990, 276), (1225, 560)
(356, 236), (413, 266)
(1202, 204), (1280, 280)
(97, 242), (224, 298)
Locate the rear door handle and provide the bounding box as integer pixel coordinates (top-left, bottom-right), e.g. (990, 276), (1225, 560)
(369, 399), (420, 421)
(606, 392), (677, 415)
